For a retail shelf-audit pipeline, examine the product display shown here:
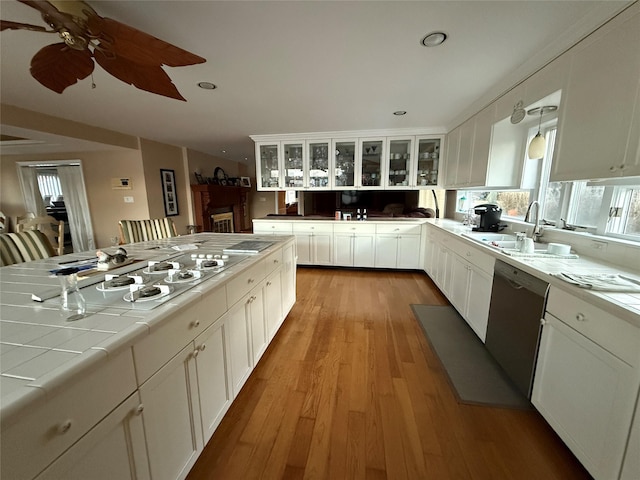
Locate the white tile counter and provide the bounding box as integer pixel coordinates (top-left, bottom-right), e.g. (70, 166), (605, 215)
(426, 218), (640, 328)
(0, 233), (294, 424)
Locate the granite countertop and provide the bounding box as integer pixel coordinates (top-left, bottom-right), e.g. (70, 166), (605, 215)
(0, 233), (294, 421)
(426, 218), (640, 328)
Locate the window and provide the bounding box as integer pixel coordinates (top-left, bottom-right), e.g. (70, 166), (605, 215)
(36, 168), (63, 205)
(456, 121), (640, 242)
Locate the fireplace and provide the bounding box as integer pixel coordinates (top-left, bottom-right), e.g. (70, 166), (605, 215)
(191, 184), (249, 232)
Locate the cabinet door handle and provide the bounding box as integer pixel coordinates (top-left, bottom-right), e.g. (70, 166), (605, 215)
(248, 278), (255, 284)
(191, 320), (200, 328)
(199, 344), (207, 352)
(267, 281), (272, 286)
(57, 420), (72, 435)
(193, 348), (200, 358)
(575, 313), (586, 322)
(273, 259), (279, 264)
(135, 404), (145, 415)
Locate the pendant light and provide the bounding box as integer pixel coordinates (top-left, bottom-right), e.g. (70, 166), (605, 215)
(527, 106), (557, 159)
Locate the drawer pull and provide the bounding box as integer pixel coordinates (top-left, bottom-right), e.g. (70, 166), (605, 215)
(58, 420), (72, 435)
(576, 313), (586, 322)
(135, 404), (144, 415)
(191, 320), (200, 328)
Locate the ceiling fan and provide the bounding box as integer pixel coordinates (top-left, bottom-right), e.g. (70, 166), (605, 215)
(0, 0), (206, 100)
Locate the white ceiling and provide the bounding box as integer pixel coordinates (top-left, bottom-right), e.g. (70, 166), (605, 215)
(0, 0), (632, 164)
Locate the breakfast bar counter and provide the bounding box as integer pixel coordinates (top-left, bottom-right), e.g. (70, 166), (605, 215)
(0, 232), (297, 480)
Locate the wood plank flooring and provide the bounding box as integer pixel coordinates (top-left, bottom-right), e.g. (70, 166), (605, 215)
(187, 267), (591, 480)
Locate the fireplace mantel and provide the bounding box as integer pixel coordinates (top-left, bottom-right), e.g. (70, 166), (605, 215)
(191, 184), (249, 232)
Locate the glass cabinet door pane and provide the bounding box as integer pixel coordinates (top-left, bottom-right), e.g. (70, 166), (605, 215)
(388, 139), (412, 187)
(283, 142), (304, 188)
(334, 141), (356, 188)
(416, 138), (441, 186)
(308, 141), (330, 188)
(259, 144), (280, 188)
(361, 140), (383, 187)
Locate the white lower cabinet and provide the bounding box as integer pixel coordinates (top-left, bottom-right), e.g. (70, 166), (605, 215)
(139, 344), (203, 480)
(621, 398), (640, 480)
(226, 298), (253, 397)
(294, 223), (333, 265)
(532, 287), (640, 480)
(34, 392), (149, 480)
(375, 223), (422, 269)
(194, 318), (232, 444)
(265, 269), (284, 340)
(248, 286), (267, 365)
(334, 223), (376, 267)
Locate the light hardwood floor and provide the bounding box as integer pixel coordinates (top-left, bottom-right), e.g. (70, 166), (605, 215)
(187, 267), (591, 480)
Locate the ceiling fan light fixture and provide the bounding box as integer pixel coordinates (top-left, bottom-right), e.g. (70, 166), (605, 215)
(197, 82), (217, 90)
(421, 32), (447, 47)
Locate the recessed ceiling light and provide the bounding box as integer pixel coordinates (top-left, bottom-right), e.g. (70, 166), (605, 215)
(221, 149), (226, 154)
(197, 82), (217, 90)
(421, 32), (447, 47)
(393, 111), (407, 116)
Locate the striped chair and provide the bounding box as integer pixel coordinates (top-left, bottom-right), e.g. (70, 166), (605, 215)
(0, 230), (56, 267)
(118, 218), (178, 244)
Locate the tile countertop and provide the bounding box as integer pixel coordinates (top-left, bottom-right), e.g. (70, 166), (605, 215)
(0, 233), (294, 422)
(427, 218), (640, 328)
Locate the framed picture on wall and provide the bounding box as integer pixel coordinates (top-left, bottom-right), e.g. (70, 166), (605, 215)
(160, 169), (179, 216)
(241, 176), (251, 187)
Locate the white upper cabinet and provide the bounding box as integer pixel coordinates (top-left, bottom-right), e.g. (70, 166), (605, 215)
(255, 141), (283, 190)
(252, 130), (445, 191)
(360, 138), (385, 189)
(332, 138), (359, 189)
(386, 137), (412, 189)
(552, 3), (640, 180)
(413, 136), (442, 188)
(282, 141), (304, 189)
(307, 140), (331, 189)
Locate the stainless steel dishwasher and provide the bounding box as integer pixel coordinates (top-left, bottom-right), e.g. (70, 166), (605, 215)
(485, 260), (550, 398)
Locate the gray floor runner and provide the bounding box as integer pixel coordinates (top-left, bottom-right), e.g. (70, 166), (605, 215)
(412, 304), (532, 410)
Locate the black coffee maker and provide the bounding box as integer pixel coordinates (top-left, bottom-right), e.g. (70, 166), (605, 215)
(472, 204), (506, 232)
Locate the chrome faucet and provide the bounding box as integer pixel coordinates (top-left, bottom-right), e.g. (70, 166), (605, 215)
(524, 201), (542, 242)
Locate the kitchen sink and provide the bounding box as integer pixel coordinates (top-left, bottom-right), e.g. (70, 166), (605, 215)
(461, 232), (576, 258)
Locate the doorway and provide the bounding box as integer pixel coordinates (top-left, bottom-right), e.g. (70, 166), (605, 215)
(17, 160), (96, 252)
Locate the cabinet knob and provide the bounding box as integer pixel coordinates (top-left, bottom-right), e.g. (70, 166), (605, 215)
(394, 228), (400, 232)
(609, 165), (618, 172)
(267, 281), (272, 286)
(135, 404), (145, 415)
(248, 278), (255, 284)
(273, 259), (279, 264)
(57, 420), (72, 435)
(193, 348), (200, 358)
(191, 320), (200, 328)
(575, 313), (586, 322)
(199, 344), (207, 352)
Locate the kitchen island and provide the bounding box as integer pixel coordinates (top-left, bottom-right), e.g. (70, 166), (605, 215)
(0, 233), (296, 480)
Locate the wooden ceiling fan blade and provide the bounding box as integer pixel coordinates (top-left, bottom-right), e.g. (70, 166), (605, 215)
(1, 20), (49, 32)
(94, 50), (186, 101)
(89, 16), (205, 67)
(30, 43), (94, 93)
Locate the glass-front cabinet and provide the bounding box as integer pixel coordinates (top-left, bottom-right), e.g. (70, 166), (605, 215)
(360, 138), (384, 189)
(332, 139), (358, 189)
(386, 137), (413, 189)
(283, 142), (304, 189)
(256, 142), (282, 190)
(414, 136), (442, 187)
(307, 140), (331, 189)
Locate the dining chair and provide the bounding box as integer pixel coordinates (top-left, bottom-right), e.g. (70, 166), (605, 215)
(118, 218), (178, 244)
(0, 230), (56, 266)
(18, 215), (65, 256)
